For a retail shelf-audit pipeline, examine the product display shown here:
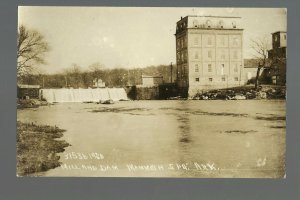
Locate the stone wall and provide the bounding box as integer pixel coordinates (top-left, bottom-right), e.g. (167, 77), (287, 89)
(135, 86), (160, 100)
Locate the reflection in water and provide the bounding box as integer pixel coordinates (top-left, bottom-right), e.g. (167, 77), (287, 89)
(176, 101), (192, 145)
(177, 114), (191, 144)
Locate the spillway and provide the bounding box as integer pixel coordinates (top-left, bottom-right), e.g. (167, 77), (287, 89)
(40, 88), (128, 103)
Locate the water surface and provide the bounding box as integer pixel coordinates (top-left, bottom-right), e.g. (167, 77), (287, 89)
(17, 100), (286, 178)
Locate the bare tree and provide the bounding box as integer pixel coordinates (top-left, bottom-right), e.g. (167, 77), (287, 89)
(250, 36), (271, 89)
(89, 62), (105, 78)
(69, 64), (83, 88)
(88, 62), (106, 86)
(17, 25), (49, 80)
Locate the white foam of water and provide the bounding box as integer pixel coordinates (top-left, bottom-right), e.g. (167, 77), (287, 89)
(40, 88), (128, 103)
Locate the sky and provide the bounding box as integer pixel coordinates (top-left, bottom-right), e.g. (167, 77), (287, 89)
(18, 7), (287, 74)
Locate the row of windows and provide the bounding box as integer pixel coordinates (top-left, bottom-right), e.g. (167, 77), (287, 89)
(192, 20), (237, 29)
(195, 77), (239, 82)
(192, 36), (240, 47)
(193, 50), (239, 60)
(177, 51), (240, 63)
(194, 63), (239, 73)
(177, 49), (241, 62)
(178, 36), (241, 50)
(177, 19), (238, 30)
(177, 51), (187, 62)
(177, 37), (187, 49)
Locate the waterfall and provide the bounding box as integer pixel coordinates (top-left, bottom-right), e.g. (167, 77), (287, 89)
(40, 88), (128, 103)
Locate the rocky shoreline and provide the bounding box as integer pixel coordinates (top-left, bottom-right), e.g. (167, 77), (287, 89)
(169, 86), (286, 100)
(17, 99), (50, 109)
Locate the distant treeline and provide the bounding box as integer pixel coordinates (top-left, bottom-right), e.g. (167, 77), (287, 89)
(20, 64), (178, 88)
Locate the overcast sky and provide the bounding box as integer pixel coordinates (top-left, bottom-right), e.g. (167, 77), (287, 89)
(18, 7), (286, 74)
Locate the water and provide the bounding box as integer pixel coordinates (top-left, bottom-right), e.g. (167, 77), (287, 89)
(40, 88), (128, 103)
(17, 100), (286, 178)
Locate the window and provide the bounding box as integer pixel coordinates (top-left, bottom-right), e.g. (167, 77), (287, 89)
(208, 50), (212, 58)
(194, 37), (199, 45)
(284, 35), (287, 40)
(206, 20), (212, 28)
(232, 21), (236, 28)
(233, 51), (238, 59)
(233, 37), (238, 46)
(221, 36), (225, 46)
(221, 64), (224, 75)
(234, 77), (239, 81)
(208, 64), (212, 72)
(195, 64), (199, 72)
(222, 77), (226, 81)
(209, 78), (213, 82)
(234, 63), (238, 73)
(181, 38), (184, 48)
(193, 20), (198, 27)
(208, 37), (212, 45)
(221, 50), (225, 59)
(195, 52), (199, 59)
(195, 78), (199, 82)
(219, 20), (224, 28)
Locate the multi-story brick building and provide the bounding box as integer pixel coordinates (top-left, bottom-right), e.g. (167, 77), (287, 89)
(175, 16), (244, 97)
(268, 31), (287, 85)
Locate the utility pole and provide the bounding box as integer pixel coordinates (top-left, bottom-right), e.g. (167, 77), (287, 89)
(170, 62), (173, 83)
(65, 76), (68, 88)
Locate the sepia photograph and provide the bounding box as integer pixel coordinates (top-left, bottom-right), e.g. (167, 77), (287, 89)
(17, 7), (286, 178)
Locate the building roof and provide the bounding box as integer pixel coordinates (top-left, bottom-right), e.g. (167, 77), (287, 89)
(244, 59), (271, 68)
(272, 31), (287, 34)
(244, 59), (259, 68)
(176, 15), (243, 32)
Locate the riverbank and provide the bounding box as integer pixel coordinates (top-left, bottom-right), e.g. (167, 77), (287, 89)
(17, 121), (70, 176)
(191, 85), (286, 100)
(17, 99), (49, 109)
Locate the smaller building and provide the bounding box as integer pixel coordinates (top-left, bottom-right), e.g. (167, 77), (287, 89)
(93, 78), (105, 88)
(141, 75), (163, 86)
(243, 59), (263, 83)
(268, 31), (287, 85)
(17, 84), (40, 99)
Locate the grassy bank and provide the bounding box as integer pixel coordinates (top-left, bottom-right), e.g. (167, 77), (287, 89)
(17, 121), (70, 176)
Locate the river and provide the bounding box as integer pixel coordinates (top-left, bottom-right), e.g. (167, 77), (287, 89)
(17, 100), (286, 178)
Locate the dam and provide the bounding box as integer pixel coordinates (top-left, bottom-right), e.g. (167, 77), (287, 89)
(40, 88), (128, 103)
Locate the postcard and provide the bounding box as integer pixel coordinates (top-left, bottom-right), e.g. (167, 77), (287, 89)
(17, 7), (286, 178)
